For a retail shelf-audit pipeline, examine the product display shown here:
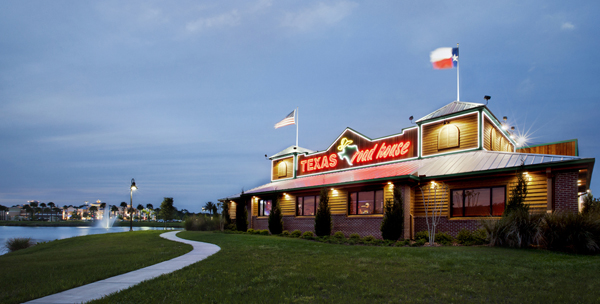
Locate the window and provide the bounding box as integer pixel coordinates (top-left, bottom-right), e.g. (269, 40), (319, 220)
(278, 162), (287, 177)
(438, 124), (460, 150)
(258, 199), (271, 216)
(349, 190), (384, 215)
(451, 187), (505, 217)
(297, 195), (320, 216)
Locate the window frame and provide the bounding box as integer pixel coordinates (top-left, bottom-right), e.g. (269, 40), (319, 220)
(348, 189), (384, 215)
(296, 194), (320, 216)
(257, 199), (272, 217)
(451, 186), (506, 217)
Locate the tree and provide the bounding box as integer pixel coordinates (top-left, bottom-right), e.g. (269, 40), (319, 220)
(89, 206), (98, 220)
(235, 192), (248, 232)
(204, 202), (217, 215)
(582, 193), (600, 216)
(221, 200), (231, 226)
(111, 205), (119, 217)
(52, 207), (61, 221)
(504, 166), (529, 215)
(120, 202), (128, 218)
(380, 186), (405, 241)
(29, 202), (38, 220)
(146, 204), (154, 220)
(48, 202), (56, 221)
(137, 204), (144, 220)
(158, 197), (175, 228)
(314, 188), (332, 237)
(23, 205), (32, 220)
(268, 196), (283, 235)
(419, 181), (449, 245)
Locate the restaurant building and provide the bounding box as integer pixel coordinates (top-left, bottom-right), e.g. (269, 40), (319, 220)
(222, 101), (595, 239)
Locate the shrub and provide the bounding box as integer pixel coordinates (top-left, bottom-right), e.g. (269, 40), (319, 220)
(412, 239), (426, 247)
(482, 208), (543, 248)
(225, 223), (237, 231)
(236, 194), (248, 232)
(247, 228), (256, 234)
(349, 233), (361, 240)
(380, 187), (404, 240)
(302, 231), (315, 239)
(414, 231), (429, 242)
(333, 231), (345, 239)
(280, 230), (290, 237)
(314, 188), (332, 237)
(268, 197), (284, 235)
(183, 215), (220, 231)
(456, 228), (488, 246)
(5, 237), (33, 252)
(504, 168), (529, 215)
(539, 211), (600, 254)
(347, 239), (357, 245)
(395, 239), (410, 247)
(260, 229), (269, 235)
(582, 193), (600, 216)
(434, 232), (454, 246)
(363, 235), (376, 244)
(291, 230), (302, 238)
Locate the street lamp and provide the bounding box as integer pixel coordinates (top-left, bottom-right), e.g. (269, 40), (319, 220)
(130, 178), (137, 231)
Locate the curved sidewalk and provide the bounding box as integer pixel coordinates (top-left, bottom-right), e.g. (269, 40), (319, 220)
(25, 231), (220, 304)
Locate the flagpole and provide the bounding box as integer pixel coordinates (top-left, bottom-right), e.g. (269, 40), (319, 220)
(456, 43), (460, 101)
(295, 107), (299, 147)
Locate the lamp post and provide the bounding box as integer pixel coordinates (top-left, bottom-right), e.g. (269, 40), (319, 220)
(130, 178), (137, 231)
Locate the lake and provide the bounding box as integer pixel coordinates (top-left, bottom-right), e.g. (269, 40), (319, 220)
(0, 226), (182, 255)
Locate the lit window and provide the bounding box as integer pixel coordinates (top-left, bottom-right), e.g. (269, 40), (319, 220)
(438, 124), (460, 150)
(349, 190), (384, 215)
(451, 187), (505, 217)
(296, 195), (320, 216)
(258, 199), (272, 216)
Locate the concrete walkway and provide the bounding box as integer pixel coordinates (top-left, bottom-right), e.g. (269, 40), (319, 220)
(25, 231), (220, 304)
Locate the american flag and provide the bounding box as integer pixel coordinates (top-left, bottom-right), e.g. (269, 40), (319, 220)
(274, 110), (296, 129)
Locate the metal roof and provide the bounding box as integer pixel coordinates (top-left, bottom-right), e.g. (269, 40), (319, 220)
(223, 150), (591, 199)
(269, 145), (314, 159)
(416, 101), (484, 122)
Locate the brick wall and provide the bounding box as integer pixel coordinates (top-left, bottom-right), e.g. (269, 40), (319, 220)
(554, 171), (579, 212)
(414, 217), (482, 237)
(252, 215), (386, 238)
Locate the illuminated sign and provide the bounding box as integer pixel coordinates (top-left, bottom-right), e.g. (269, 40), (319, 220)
(297, 127), (418, 176)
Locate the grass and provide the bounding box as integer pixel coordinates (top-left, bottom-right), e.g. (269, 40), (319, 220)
(88, 232), (600, 303)
(0, 230), (191, 304)
(0, 220), (183, 228)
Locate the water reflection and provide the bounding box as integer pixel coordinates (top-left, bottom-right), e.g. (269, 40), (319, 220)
(0, 226), (182, 255)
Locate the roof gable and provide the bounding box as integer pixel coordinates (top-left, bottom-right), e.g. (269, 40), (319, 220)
(416, 101), (484, 122)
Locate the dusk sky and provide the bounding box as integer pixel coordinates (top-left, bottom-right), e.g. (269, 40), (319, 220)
(1, 1), (598, 212)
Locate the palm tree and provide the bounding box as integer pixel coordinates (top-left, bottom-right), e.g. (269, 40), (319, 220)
(29, 202), (38, 220)
(204, 202), (217, 215)
(120, 202), (128, 219)
(136, 204), (144, 220)
(146, 204), (154, 220)
(111, 205), (119, 217)
(89, 206), (98, 220)
(48, 202), (55, 221)
(52, 207), (61, 221)
(63, 205), (68, 220)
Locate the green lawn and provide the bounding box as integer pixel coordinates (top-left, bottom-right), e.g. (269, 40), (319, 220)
(0, 231), (191, 304)
(88, 232), (600, 303)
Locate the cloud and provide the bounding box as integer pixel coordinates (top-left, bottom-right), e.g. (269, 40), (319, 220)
(186, 9), (241, 32)
(561, 22), (575, 30)
(281, 1), (358, 31)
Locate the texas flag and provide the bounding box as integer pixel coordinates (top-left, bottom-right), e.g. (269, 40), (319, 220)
(430, 47), (459, 69)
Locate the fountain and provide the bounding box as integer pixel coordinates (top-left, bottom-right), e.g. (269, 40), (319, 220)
(96, 205), (117, 229)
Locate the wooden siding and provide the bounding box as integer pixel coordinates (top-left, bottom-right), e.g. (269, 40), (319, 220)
(272, 157), (294, 181)
(483, 116), (514, 152)
(229, 201), (236, 219)
(517, 140), (578, 156)
(411, 172), (547, 216)
(421, 113), (479, 156)
(280, 193), (296, 216)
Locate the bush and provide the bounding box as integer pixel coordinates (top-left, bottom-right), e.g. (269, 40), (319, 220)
(362, 235), (376, 244)
(333, 231), (345, 239)
(302, 231), (314, 239)
(183, 215), (220, 231)
(395, 239), (410, 247)
(260, 229), (269, 235)
(291, 230), (302, 238)
(412, 239), (426, 247)
(582, 193), (600, 216)
(414, 231), (429, 242)
(314, 188), (332, 237)
(539, 212), (600, 254)
(280, 230), (290, 237)
(434, 232), (454, 246)
(247, 228), (256, 234)
(380, 187), (404, 241)
(349, 233), (361, 240)
(482, 208), (543, 248)
(5, 237), (33, 252)
(236, 195), (248, 232)
(456, 228), (488, 246)
(225, 223), (237, 231)
(268, 197), (283, 235)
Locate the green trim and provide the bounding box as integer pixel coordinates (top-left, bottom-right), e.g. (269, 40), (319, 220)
(518, 139), (579, 156)
(481, 108), (517, 148)
(478, 108), (483, 150)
